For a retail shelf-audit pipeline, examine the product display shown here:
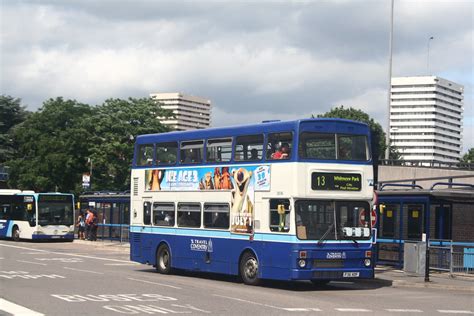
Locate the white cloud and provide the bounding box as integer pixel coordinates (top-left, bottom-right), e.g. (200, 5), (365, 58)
(1, 0), (472, 153)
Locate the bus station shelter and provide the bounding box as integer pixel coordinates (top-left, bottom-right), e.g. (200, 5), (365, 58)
(375, 184), (474, 270)
(78, 192), (130, 242)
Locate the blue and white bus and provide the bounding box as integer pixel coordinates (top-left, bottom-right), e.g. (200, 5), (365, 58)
(130, 118), (375, 285)
(0, 190), (75, 241)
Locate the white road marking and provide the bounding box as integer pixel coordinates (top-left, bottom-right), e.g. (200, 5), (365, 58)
(64, 267), (104, 274)
(0, 298), (44, 316)
(17, 260), (47, 266)
(0, 243), (132, 264)
(212, 294), (282, 310)
(283, 308), (322, 312)
(336, 308), (372, 312)
(171, 304), (211, 314)
(438, 311), (474, 314)
(127, 277), (182, 290)
(386, 309), (423, 313)
(104, 263), (140, 266)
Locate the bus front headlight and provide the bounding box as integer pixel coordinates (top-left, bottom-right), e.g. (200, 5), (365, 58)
(364, 258), (371, 267)
(298, 259), (306, 268)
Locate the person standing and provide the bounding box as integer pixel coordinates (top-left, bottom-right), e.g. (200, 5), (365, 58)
(76, 211), (86, 240)
(85, 209), (93, 240)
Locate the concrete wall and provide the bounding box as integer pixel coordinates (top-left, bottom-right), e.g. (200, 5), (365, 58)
(378, 165), (474, 189)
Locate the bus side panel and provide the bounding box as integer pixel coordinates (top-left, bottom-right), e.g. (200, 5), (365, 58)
(0, 219), (14, 238)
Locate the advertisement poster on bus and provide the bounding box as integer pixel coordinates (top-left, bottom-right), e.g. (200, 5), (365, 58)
(144, 165), (271, 234)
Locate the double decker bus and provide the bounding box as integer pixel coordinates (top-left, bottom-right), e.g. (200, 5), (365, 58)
(0, 190), (75, 241)
(130, 118), (375, 285)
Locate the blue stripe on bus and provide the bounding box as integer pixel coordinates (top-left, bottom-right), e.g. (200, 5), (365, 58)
(130, 226), (372, 244)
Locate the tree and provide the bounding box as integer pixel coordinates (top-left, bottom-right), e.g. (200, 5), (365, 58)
(8, 96), (171, 193)
(86, 97), (171, 191)
(7, 98), (93, 193)
(0, 95), (30, 163)
(461, 148), (474, 163)
(317, 106), (387, 162)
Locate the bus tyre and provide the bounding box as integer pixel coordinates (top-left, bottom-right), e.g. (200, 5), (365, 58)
(311, 279), (330, 287)
(240, 252), (260, 286)
(156, 244), (172, 274)
(12, 226), (20, 242)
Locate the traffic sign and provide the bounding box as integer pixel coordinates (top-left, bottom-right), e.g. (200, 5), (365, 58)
(359, 208), (377, 228)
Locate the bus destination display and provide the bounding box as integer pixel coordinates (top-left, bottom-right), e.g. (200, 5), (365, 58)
(311, 172), (361, 191)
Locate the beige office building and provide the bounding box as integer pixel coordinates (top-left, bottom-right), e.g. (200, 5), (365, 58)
(150, 93), (212, 131)
(390, 76), (464, 163)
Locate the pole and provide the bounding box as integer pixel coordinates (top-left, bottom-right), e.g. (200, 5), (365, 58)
(89, 158), (93, 190)
(427, 36), (434, 75)
(385, 0), (394, 160)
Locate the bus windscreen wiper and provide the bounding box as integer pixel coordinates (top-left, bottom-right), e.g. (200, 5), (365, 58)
(317, 222), (335, 245)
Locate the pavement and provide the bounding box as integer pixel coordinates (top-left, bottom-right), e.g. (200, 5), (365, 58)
(73, 238), (474, 292)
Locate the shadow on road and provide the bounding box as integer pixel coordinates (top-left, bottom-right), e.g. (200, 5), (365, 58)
(135, 267), (392, 292)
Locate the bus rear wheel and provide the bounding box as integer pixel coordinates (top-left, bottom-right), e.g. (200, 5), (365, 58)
(156, 244), (172, 274)
(12, 226), (20, 242)
(240, 252), (260, 286)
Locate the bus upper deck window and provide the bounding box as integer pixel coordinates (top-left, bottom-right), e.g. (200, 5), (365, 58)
(298, 132), (336, 160)
(137, 144), (154, 166)
(180, 140), (204, 164)
(207, 138), (232, 163)
(267, 132), (293, 160)
(337, 135), (369, 161)
(156, 142), (178, 165)
(235, 135), (263, 161)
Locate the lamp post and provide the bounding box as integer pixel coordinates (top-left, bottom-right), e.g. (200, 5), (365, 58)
(427, 36), (434, 75)
(385, 0), (395, 160)
(88, 157), (93, 190)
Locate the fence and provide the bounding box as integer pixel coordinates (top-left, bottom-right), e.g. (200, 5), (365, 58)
(429, 240), (474, 275)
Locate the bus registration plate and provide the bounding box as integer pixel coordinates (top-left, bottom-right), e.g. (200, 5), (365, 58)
(343, 272), (359, 278)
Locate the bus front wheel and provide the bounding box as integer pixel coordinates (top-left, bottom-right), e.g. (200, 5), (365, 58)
(240, 252), (260, 286)
(12, 226), (20, 242)
(156, 244), (172, 274)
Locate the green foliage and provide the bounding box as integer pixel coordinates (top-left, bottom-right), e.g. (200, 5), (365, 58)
(7, 98), (93, 193)
(87, 98), (170, 191)
(0, 95), (30, 163)
(461, 148), (474, 163)
(7, 96), (171, 194)
(317, 105), (387, 163)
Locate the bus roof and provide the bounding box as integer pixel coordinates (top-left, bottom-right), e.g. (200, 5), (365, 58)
(136, 118), (370, 144)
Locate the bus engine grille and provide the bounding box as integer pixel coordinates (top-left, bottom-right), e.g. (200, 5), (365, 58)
(313, 259), (344, 268)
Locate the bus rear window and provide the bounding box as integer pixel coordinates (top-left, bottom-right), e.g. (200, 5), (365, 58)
(299, 132), (335, 160)
(156, 142), (178, 165)
(137, 144), (154, 166)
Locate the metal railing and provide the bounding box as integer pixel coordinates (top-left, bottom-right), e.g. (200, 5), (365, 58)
(429, 240), (474, 275)
(380, 159), (474, 170)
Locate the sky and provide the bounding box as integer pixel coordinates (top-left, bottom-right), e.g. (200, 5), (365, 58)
(1, 0), (473, 152)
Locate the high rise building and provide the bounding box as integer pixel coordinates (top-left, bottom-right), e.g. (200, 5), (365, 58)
(150, 93), (211, 131)
(390, 76), (464, 163)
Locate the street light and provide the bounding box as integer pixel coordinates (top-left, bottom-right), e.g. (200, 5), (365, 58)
(427, 36), (434, 75)
(385, 0), (395, 160)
